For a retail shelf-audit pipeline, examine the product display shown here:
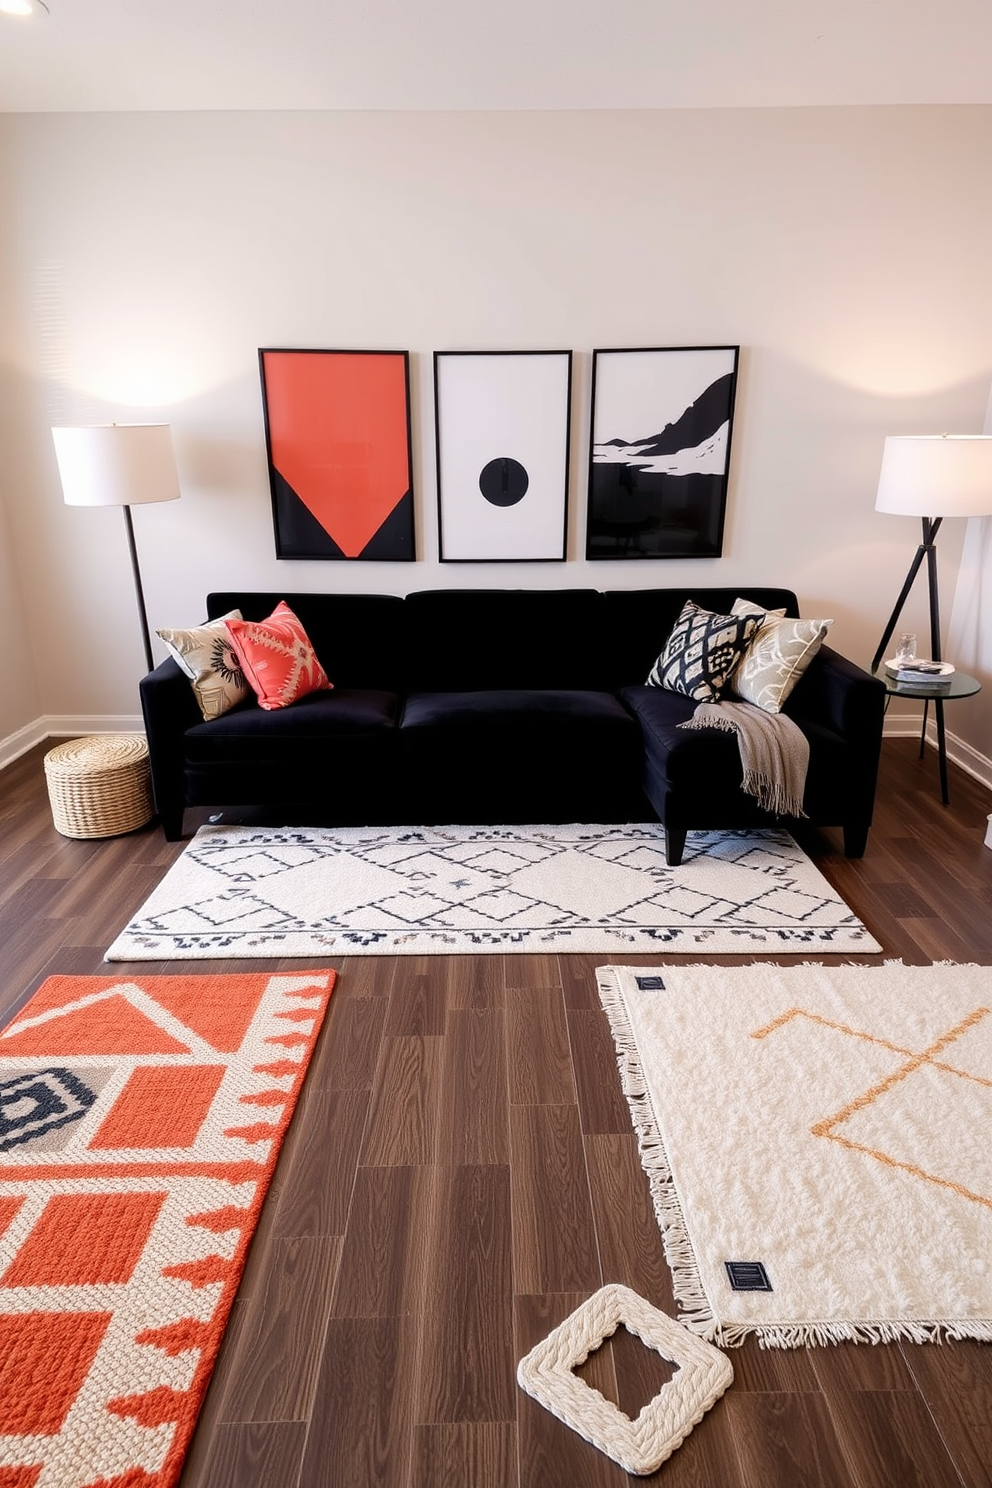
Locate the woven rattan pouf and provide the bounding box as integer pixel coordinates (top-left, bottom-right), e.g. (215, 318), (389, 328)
(44, 734), (154, 839)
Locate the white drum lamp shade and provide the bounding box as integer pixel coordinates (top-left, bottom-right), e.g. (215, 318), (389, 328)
(875, 435), (992, 518)
(51, 424), (181, 508)
(871, 433), (992, 690)
(52, 424), (181, 674)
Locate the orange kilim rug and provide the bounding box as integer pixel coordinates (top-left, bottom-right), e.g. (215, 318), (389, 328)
(0, 968), (336, 1488)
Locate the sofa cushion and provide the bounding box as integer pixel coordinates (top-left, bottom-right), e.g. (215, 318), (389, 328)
(622, 684), (737, 784)
(184, 689), (399, 765)
(401, 687), (634, 733)
(622, 683), (851, 812)
(401, 688), (646, 824)
(207, 592), (406, 691)
(402, 590), (610, 691)
(647, 601), (762, 701)
(600, 588), (801, 689)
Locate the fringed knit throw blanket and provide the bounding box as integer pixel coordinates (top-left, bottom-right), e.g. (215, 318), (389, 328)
(679, 700), (809, 818)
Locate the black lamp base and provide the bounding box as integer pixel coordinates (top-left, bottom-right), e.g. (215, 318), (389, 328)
(122, 504), (154, 674)
(871, 516), (943, 674)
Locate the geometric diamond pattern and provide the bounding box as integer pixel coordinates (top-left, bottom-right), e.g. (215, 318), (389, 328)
(0, 1067), (97, 1152)
(647, 600), (762, 701)
(106, 823), (879, 960)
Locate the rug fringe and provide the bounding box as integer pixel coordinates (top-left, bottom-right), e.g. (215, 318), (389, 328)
(595, 968), (720, 1342)
(718, 1319), (992, 1350)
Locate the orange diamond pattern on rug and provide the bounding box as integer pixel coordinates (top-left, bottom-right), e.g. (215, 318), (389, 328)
(0, 969), (335, 1488)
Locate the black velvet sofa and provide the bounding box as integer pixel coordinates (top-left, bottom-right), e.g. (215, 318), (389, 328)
(139, 586), (885, 865)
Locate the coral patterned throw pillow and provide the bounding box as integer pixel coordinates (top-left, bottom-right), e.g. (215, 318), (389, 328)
(224, 601), (331, 710)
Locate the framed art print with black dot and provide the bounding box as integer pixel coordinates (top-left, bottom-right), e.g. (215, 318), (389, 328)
(434, 349), (572, 561)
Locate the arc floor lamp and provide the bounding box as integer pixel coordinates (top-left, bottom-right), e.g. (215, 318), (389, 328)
(52, 424), (181, 673)
(871, 433), (992, 675)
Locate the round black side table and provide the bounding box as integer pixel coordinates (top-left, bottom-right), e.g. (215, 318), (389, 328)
(874, 668), (981, 804)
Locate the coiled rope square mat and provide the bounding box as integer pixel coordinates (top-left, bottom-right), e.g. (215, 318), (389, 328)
(0, 969), (335, 1488)
(517, 1284), (733, 1475)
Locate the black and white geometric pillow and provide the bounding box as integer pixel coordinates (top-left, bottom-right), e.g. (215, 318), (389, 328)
(647, 601), (764, 701)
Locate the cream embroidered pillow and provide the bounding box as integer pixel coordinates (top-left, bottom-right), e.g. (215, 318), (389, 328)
(731, 608), (833, 713)
(731, 597), (788, 626)
(157, 610), (250, 720)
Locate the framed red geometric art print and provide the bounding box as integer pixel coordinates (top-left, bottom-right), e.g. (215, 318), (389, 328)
(259, 348), (415, 561)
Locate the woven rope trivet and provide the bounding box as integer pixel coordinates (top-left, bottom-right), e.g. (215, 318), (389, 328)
(44, 733), (153, 838)
(516, 1284), (733, 1475)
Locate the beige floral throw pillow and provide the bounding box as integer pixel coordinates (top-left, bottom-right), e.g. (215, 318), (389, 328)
(730, 597), (832, 713)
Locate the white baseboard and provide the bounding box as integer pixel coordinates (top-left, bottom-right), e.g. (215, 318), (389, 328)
(0, 715), (144, 771)
(883, 711), (992, 792)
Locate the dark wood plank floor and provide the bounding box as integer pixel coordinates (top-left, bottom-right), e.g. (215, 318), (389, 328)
(2, 737), (991, 1487)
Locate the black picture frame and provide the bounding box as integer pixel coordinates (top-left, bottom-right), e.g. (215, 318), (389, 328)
(434, 349), (572, 562)
(585, 345), (740, 560)
(259, 347), (415, 561)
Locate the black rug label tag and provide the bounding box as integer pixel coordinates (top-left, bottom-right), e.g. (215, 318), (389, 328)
(635, 976), (666, 990)
(725, 1261), (772, 1291)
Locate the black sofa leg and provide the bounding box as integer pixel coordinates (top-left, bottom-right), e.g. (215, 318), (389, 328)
(842, 821), (869, 858)
(160, 807), (186, 842)
(664, 825), (688, 867)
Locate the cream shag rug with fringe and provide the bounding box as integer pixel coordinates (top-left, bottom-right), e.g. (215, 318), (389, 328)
(597, 960), (992, 1349)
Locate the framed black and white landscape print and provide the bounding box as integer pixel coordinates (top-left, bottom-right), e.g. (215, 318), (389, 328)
(434, 350), (572, 561)
(585, 346), (740, 560)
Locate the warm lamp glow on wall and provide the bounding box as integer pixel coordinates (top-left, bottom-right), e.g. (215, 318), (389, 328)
(52, 425), (181, 673)
(871, 434), (992, 674)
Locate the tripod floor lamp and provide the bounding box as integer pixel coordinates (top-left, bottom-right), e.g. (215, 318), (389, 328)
(52, 424), (181, 673)
(871, 434), (992, 676)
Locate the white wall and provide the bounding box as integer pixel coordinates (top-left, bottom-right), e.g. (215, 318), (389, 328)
(0, 490), (40, 757)
(1, 106), (991, 756)
(946, 385), (992, 767)
(0, 125), (43, 752)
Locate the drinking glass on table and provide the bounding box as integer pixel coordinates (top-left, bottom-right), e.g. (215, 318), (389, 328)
(894, 633), (917, 666)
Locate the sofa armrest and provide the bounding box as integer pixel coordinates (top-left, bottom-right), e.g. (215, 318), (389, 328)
(139, 658), (200, 839)
(786, 644), (885, 742)
(785, 644), (886, 854)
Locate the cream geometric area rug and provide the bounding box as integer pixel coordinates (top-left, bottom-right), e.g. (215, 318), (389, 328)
(597, 960), (992, 1348)
(105, 823), (880, 961)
